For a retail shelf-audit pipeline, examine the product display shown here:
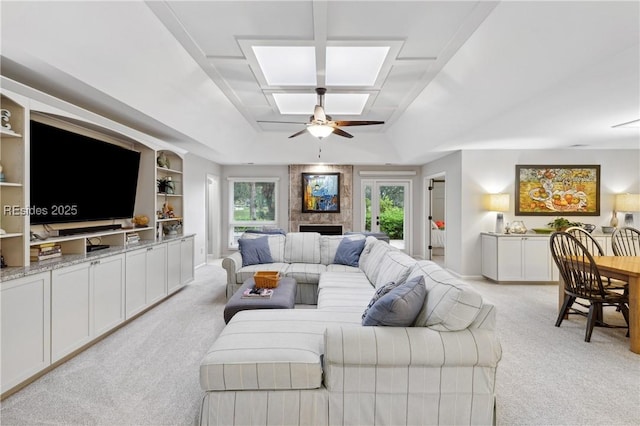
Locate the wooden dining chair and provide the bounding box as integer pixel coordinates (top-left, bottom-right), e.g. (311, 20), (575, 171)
(550, 232), (629, 342)
(611, 226), (640, 256)
(565, 226), (628, 295)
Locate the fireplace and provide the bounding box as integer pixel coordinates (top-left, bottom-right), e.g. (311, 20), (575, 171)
(299, 225), (343, 235)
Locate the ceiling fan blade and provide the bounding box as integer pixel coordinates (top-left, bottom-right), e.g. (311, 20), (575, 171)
(334, 120), (385, 127)
(332, 127), (354, 138)
(288, 128), (309, 139)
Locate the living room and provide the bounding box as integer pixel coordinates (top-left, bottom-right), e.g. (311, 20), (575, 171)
(1, 1), (639, 425)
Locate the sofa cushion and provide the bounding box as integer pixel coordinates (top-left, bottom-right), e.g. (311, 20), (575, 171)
(320, 234), (365, 265)
(374, 250), (415, 289)
(238, 236), (273, 266)
(362, 275), (426, 326)
(241, 232), (286, 263)
(284, 232), (321, 264)
(284, 263), (326, 284)
(408, 260), (483, 331)
(325, 264), (362, 273)
(359, 238), (393, 283)
(333, 237), (366, 267)
(361, 280), (402, 321)
(200, 309), (362, 391)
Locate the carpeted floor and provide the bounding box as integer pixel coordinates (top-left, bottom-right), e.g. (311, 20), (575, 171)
(1, 262), (639, 425)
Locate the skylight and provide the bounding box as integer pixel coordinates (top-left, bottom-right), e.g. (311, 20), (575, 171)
(326, 46), (390, 86)
(272, 93), (370, 115)
(252, 46), (317, 86)
(272, 93), (317, 115)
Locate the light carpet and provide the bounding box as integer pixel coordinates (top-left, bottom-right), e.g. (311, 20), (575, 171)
(1, 262), (639, 425)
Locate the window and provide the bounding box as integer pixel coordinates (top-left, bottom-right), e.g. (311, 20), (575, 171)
(228, 178), (278, 248)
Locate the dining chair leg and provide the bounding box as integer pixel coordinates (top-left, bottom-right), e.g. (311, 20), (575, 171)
(585, 303), (599, 342)
(556, 295), (575, 327)
(620, 303), (630, 337)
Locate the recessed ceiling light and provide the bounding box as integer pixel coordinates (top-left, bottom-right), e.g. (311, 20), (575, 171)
(326, 46), (390, 86)
(252, 46), (316, 86)
(612, 119), (640, 128)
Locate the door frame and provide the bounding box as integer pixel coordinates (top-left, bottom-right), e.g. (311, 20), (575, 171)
(361, 178), (412, 253)
(424, 173), (446, 261)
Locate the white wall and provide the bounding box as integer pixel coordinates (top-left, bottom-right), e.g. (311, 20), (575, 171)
(424, 149), (640, 277)
(183, 153), (221, 267)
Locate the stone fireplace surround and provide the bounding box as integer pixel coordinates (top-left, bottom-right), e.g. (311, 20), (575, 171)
(289, 165), (353, 235)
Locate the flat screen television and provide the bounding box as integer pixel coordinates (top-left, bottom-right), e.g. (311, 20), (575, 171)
(30, 120), (141, 225)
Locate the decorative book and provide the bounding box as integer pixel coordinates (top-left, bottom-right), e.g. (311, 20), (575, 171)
(241, 287), (274, 298)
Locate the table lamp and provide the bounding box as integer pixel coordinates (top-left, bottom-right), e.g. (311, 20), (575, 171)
(485, 193), (510, 233)
(615, 193), (640, 227)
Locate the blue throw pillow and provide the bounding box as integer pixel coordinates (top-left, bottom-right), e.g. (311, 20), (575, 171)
(362, 275), (426, 326)
(362, 281), (402, 321)
(238, 236), (273, 267)
(334, 238), (366, 267)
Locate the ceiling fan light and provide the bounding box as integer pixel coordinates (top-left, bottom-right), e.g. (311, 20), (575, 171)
(307, 124), (334, 139)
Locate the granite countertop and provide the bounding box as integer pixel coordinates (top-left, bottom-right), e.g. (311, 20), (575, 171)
(1, 234), (194, 282)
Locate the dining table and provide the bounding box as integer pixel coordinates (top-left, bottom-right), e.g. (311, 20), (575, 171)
(558, 256), (640, 354)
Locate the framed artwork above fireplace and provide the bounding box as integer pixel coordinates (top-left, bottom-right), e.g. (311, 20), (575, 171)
(302, 172), (340, 213)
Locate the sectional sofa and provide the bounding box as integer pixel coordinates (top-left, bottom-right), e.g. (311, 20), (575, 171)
(204, 232), (502, 425)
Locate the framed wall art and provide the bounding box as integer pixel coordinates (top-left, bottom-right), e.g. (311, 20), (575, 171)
(302, 172), (340, 213)
(515, 165), (600, 216)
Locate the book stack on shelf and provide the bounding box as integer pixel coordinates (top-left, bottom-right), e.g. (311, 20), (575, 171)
(126, 232), (140, 245)
(30, 242), (62, 261)
(241, 287), (274, 298)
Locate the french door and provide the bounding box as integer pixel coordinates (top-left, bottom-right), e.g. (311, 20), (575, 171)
(363, 180), (410, 251)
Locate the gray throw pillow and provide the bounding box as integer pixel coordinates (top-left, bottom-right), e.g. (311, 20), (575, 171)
(238, 236), (273, 267)
(334, 237), (366, 267)
(362, 275), (426, 326)
(362, 281), (402, 321)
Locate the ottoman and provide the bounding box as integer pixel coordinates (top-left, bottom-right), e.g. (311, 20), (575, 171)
(223, 276), (297, 323)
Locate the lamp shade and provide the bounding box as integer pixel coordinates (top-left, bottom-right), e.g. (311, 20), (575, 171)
(615, 193), (640, 212)
(307, 124), (334, 139)
(484, 193), (510, 212)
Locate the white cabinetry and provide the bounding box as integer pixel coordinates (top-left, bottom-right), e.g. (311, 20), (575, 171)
(125, 244), (167, 318)
(481, 233), (559, 282)
(0, 272), (51, 394)
(51, 254), (125, 362)
(92, 255), (126, 336)
(167, 236), (195, 294)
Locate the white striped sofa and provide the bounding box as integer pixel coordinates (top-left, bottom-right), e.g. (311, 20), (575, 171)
(203, 237), (502, 425)
(223, 232), (366, 304)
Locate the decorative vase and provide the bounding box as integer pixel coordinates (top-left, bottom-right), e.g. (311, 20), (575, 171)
(510, 221), (527, 234)
(610, 211), (619, 228)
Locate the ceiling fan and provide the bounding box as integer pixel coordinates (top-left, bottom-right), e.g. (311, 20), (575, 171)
(258, 88), (384, 139)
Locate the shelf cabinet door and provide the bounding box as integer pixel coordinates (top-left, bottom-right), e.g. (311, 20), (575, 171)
(522, 237), (553, 281)
(167, 240), (182, 294)
(51, 263), (92, 362)
(1, 272), (51, 394)
(146, 244), (167, 305)
(92, 254), (125, 336)
(125, 248), (148, 318)
(180, 236), (195, 284)
(496, 238), (525, 281)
